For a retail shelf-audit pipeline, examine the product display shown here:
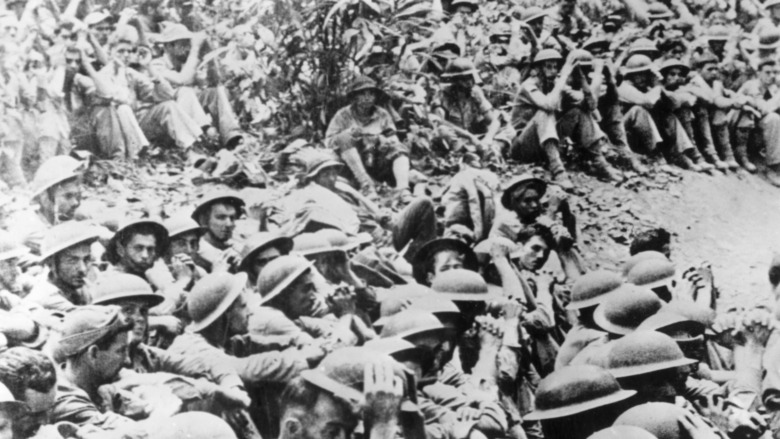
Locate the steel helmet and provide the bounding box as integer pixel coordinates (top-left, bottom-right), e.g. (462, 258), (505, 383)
(567, 270), (624, 310)
(583, 35), (610, 53)
(305, 154), (344, 180)
(317, 228), (371, 252)
(237, 232), (293, 272)
(105, 218), (169, 265)
(614, 402), (688, 439)
(380, 309), (452, 340)
(758, 29), (780, 50)
(621, 251), (667, 277)
(364, 337), (420, 359)
(706, 25), (729, 41)
(490, 22), (512, 39)
(256, 255), (313, 304)
(500, 174), (547, 210)
(635, 308), (706, 339)
(292, 232), (336, 257)
(593, 285), (662, 335)
(659, 58), (690, 76)
(191, 191), (245, 223)
(587, 426), (658, 439)
(626, 258), (675, 289)
(450, 0), (478, 12)
(533, 48), (563, 64)
(187, 272), (247, 332)
(163, 213), (204, 241)
(300, 347), (404, 407)
(524, 365), (636, 421)
(606, 331), (697, 378)
(431, 269), (503, 302)
(628, 38), (659, 56)
(0, 230), (28, 262)
(621, 54), (655, 76)
(30, 155), (84, 201)
(152, 412), (237, 439)
(91, 273), (164, 308)
(40, 221), (100, 263)
(412, 238), (478, 285)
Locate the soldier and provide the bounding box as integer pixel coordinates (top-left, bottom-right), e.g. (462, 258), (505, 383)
(412, 237), (478, 287)
(0, 348), (57, 439)
(191, 191), (245, 272)
(325, 76), (411, 201)
(24, 221), (100, 313)
(512, 50), (620, 187)
(236, 232), (293, 285)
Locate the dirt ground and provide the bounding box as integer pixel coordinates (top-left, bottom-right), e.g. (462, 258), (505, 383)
(572, 169), (780, 309)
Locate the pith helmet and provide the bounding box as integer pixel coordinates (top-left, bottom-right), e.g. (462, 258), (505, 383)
(567, 270), (624, 310)
(40, 221), (100, 263)
(626, 258), (675, 289)
(606, 331), (697, 378)
(256, 255), (313, 304)
(238, 232), (293, 272)
(91, 273), (164, 307)
(593, 286), (663, 335)
(30, 155), (84, 200)
(524, 365), (636, 421)
(500, 174), (547, 209)
(431, 269), (503, 302)
(614, 402), (688, 439)
(187, 272), (247, 332)
(587, 426), (658, 439)
(412, 238), (478, 284)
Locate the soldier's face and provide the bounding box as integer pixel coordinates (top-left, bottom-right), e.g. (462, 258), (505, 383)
(760, 64), (778, 86)
(427, 250), (465, 285)
(515, 236), (549, 271)
(93, 331), (131, 383)
(90, 22), (113, 46)
(510, 187), (542, 220)
(700, 63), (719, 83)
(227, 293), (249, 334)
(541, 60), (560, 80)
(206, 203), (238, 243)
(314, 167), (339, 190)
(250, 246), (281, 282)
(51, 180), (82, 221)
(169, 232), (200, 259)
(663, 67), (685, 89)
(118, 299), (149, 345)
(112, 42), (135, 66)
(354, 90), (377, 112)
(281, 271), (317, 318)
(119, 234), (157, 274)
(53, 243), (92, 289)
(0, 257), (20, 291)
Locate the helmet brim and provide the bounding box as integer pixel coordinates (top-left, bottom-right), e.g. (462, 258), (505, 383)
(608, 357), (697, 378)
(188, 272), (248, 332)
(524, 389), (636, 421)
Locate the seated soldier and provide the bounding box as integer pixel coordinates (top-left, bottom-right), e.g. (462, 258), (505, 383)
(734, 58), (780, 185)
(618, 54), (705, 172)
(190, 192), (245, 272)
(284, 348), (405, 439)
(412, 237), (478, 287)
(159, 213), (207, 290)
(150, 24), (244, 150)
(658, 58), (720, 172)
(511, 49), (620, 188)
(686, 51), (750, 171)
(325, 76), (411, 201)
(97, 26), (203, 157)
(24, 221), (100, 313)
(236, 232), (293, 285)
(432, 58), (515, 165)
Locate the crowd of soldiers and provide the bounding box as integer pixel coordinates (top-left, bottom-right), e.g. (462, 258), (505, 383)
(1, 0), (780, 438)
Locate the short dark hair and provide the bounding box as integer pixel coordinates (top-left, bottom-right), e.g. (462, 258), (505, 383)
(516, 224), (555, 249)
(118, 225), (159, 248)
(629, 228), (671, 256)
(0, 348), (57, 400)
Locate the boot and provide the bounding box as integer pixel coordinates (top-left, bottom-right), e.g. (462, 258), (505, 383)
(542, 140), (573, 190)
(700, 145), (729, 172)
(686, 147), (715, 173)
(733, 129), (757, 173)
(767, 163), (780, 187)
(341, 147), (377, 197)
(713, 126), (740, 170)
(590, 152), (622, 182)
(617, 147), (648, 174)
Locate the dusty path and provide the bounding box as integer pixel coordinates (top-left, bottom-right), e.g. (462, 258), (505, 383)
(573, 169), (780, 308)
